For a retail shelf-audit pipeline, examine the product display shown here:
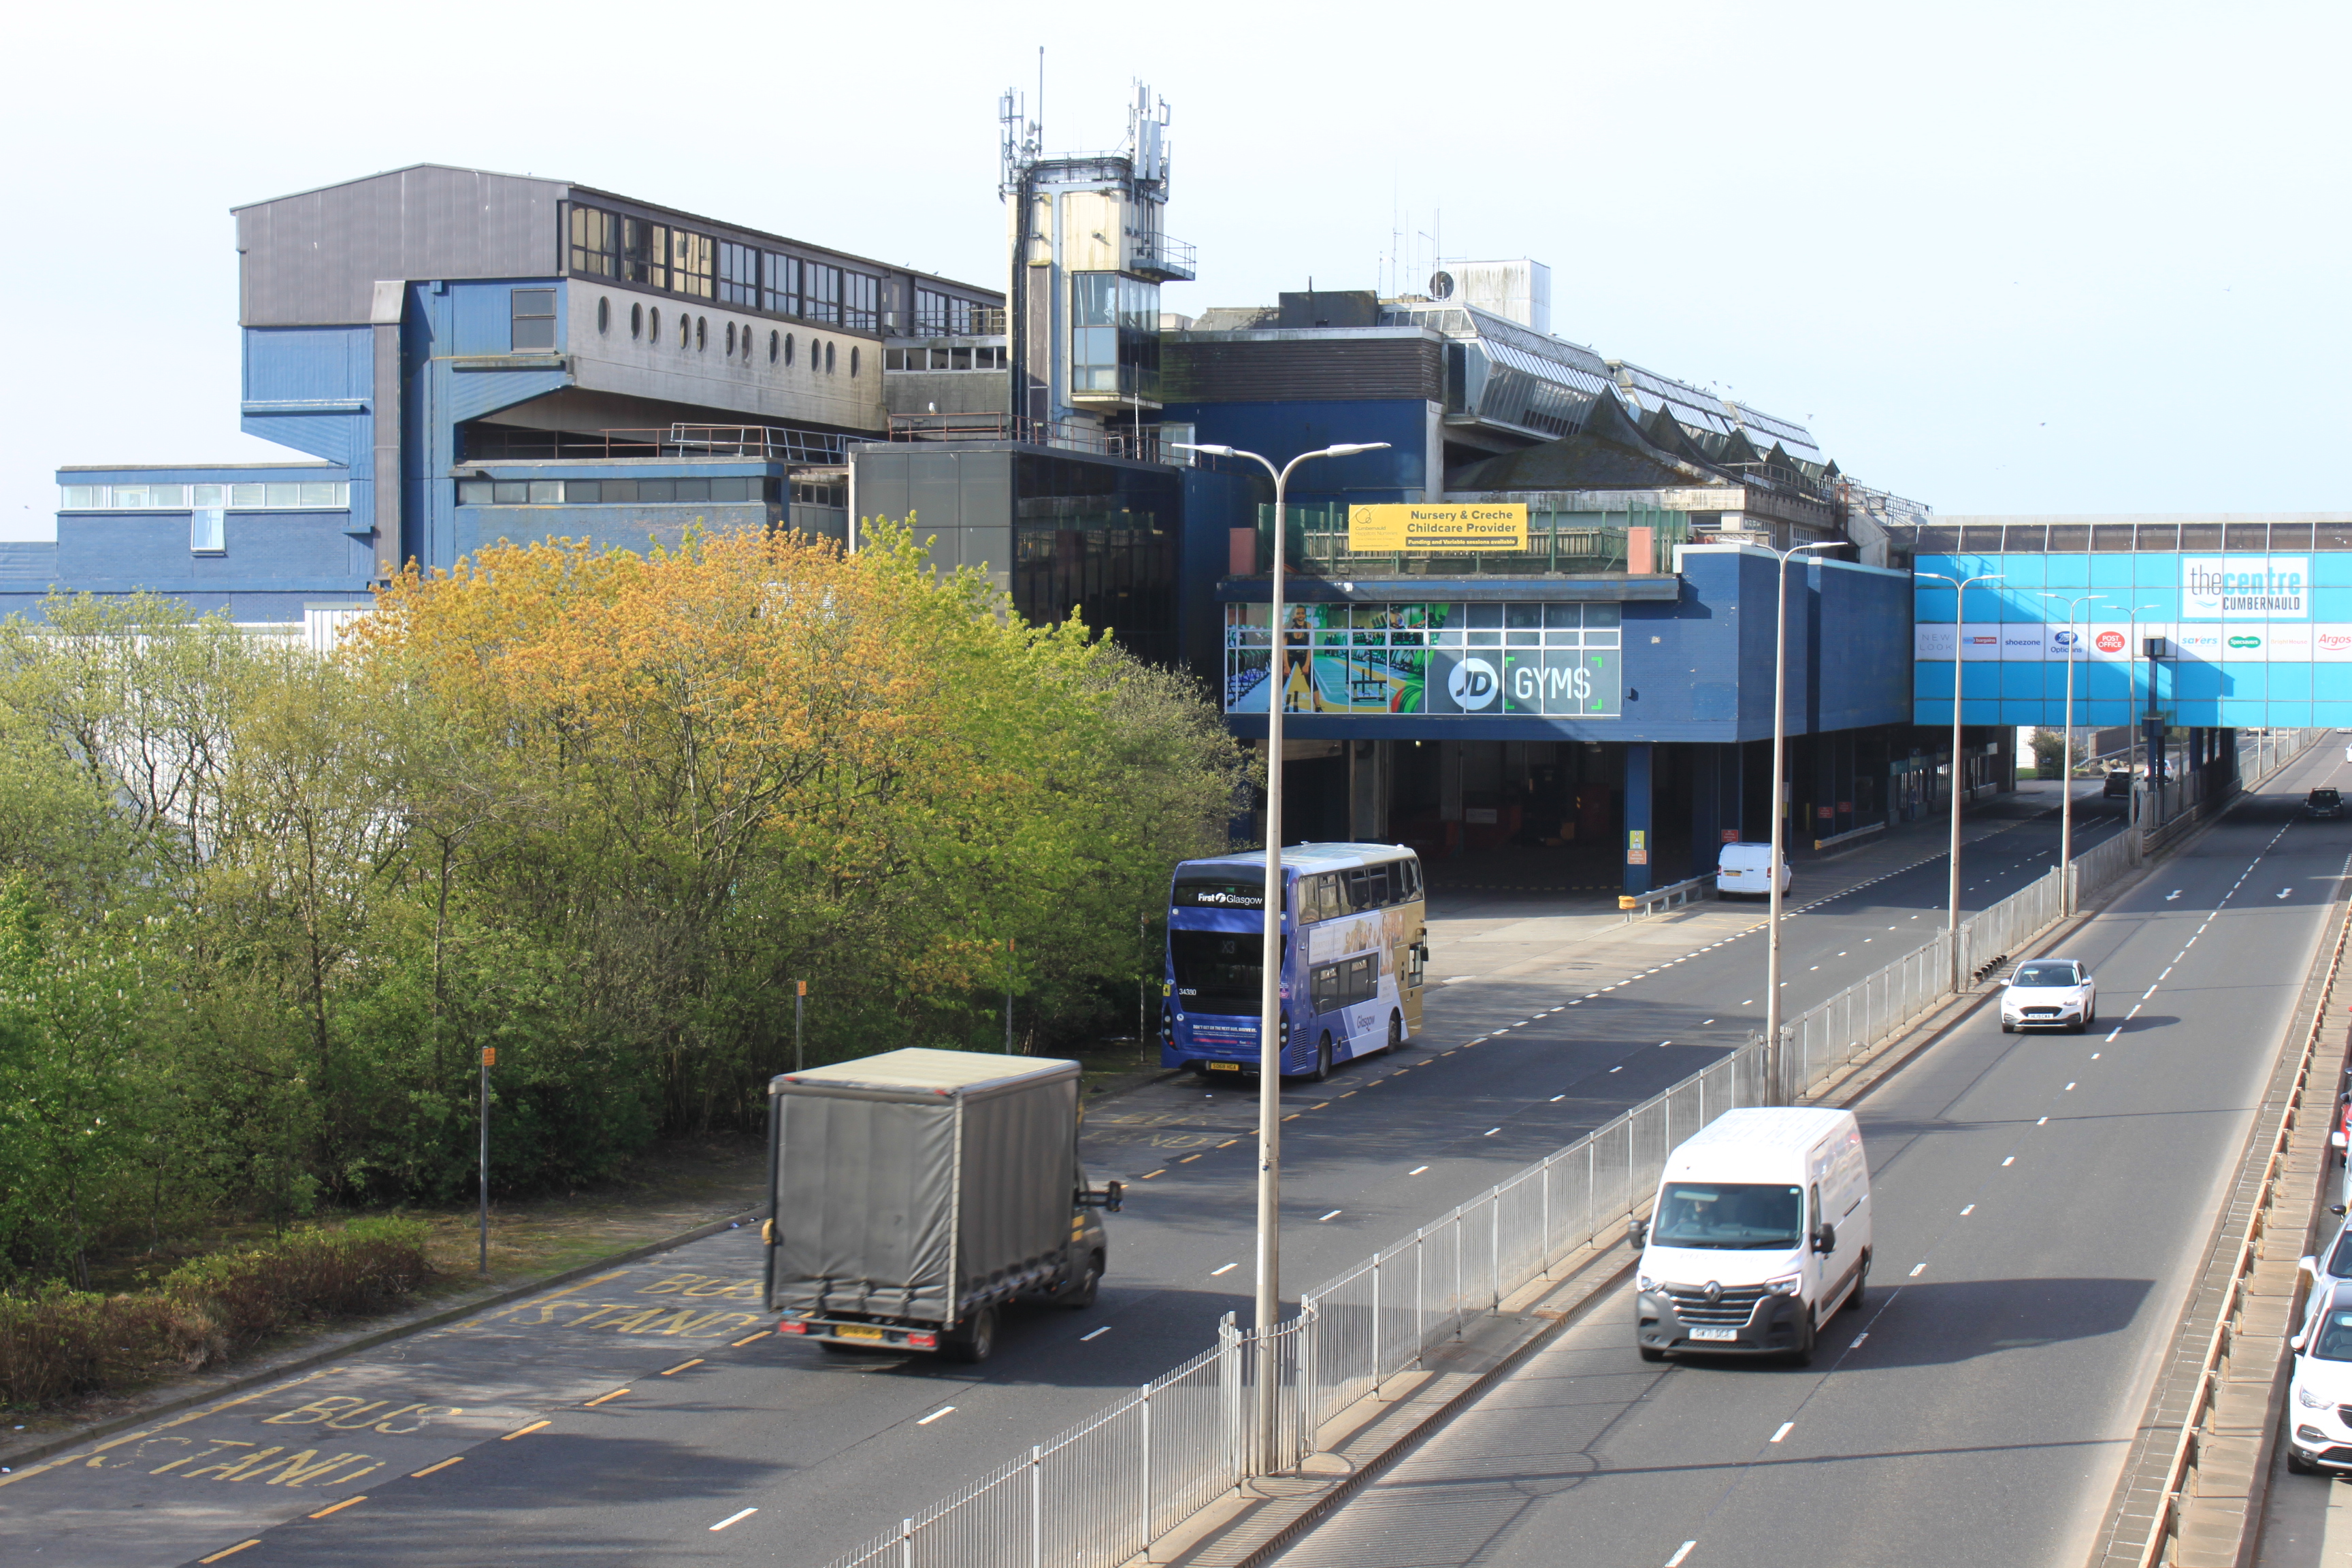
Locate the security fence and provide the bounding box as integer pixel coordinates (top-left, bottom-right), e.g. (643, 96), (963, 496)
(820, 730), (2328, 1568)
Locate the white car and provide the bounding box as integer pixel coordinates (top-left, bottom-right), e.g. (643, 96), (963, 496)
(2286, 1280), (2352, 1474)
(1715, 843), (1791, 899)
(2000, 958), (2096, 1034)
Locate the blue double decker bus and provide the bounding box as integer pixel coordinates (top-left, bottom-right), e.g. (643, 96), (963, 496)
(1161, 843), (1428, 1081)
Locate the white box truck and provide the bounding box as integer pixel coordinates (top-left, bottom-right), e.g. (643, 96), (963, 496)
(1627, 1107), (1872, 1365)
(762, 1049), (1121, 1362)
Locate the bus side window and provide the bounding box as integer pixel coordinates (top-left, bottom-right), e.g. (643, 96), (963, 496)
(1348, 956), (1376, 1004)
(1311, 963), (1340, 1012)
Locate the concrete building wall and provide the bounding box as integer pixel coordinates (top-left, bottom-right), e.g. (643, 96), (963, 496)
(561, 279), (883, 431)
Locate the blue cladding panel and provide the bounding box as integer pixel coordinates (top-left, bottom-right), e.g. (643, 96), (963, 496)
(244, 327), (370, 401)
(1156, 398), (1429, 502)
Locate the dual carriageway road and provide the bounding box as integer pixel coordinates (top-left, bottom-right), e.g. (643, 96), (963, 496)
(4, 779), (2215, 1567)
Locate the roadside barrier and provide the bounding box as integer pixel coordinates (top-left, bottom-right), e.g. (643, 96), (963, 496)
(821, 730), (2329, 1568)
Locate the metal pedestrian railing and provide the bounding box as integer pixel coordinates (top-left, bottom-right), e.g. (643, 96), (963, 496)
(819, 734), (2326, 1568)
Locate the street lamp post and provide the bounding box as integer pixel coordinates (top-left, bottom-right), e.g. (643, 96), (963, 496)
(2038, 592), (2108, 914)
(1763, 540), (1840, 1105)
(1916, 570), (2004, 990)
(1173, 438), (1389, 1472)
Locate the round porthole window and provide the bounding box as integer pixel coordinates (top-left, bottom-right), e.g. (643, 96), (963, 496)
(768, 329), (779, 363)
(678, 315), (688, 348)
(598, 297), (611, 334)
(826, 341), (836, 374)
(634, 304), (646, 339)
(698, 316), (710, 350)
(724, 321), (735, 355)
(849, 346), (860, 377)
(785, 333), (796, 366)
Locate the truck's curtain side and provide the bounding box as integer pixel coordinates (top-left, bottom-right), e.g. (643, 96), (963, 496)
(773, 1093), (958, 1320)
(955, 1077), (1078, 1309)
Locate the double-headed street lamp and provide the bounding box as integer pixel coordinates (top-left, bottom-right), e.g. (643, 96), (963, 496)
(1915, 570), (2004, 990)
(1763, 540), (1842, 1105)
(1173, 438), (1388, 1469)
(2038, 592), (2108, 914)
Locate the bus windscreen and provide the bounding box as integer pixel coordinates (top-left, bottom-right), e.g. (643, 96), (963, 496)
(1170, 930), (1285, 1015)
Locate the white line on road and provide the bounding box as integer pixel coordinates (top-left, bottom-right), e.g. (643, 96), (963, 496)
(1210, 1262), (1238, 1275)
(2065, 1082), (2076, 1091)
(710, 1508), (758, 1532)
(1910, 1263), (1927, 1276)
(1549, 1095), (1565, 1102)
(1409, 1165), (1430, 1175)
(1659, 1040), (1672, 1048)
(1850, 1333), (1869, 1348)
(916, 1407), (955, 1426)
(1703, 1019), (1716, 1026)
(1610, 1066), (1623, 1073)
(2159, 968), (2172, 981)
(2002, 1156), (2016, 1166)
(1667, 1544), (1697, 1568)
(2092, 1052), (2101, 1060)
(2037, 1117), (2048, 1125)
(2128, 1004), (2142, 1018)
(1482, 1128), (1500, 1137)
(1961, 1205), (1974, 1215)
(2142, 987), (2159, 1000)
(2106, 1028), (2122, 1041)
(1770, 1422), (1794, 1443)
(1080, 1327), (1110, 1341)
(1318, 1209), (1343, 1222)
(2167, 890), (2181, 900)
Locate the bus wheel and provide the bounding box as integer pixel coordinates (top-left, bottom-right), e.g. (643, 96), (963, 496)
(1387, 1011), (1405, 1056)
(1311, 1033), (1333, 1082)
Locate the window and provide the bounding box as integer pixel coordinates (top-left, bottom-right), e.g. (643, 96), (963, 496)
(678, 314), (689, 348)
(825, 341), (836, 374)
(804, 262), (841, 324)
(1308, 955), (1378, 1014)
(191, 509), (225, 553)
(511, 289), (556, 351)
(568, 481), (601, 503)
(725, 321), (735, 355)
(1070, 273), (1161, 395)
(791, 478), (845, 508)
(849, 346), (859, 377)
(631, 302), (643, 339)
(670, 230), (714, 298)
(914, 287), (996, 336)
(784, 333), (796, 366)
(843, 270), (879, 331)
(597, 297), (610, 334)
(568, 206), (621, 278)
(60, 485), (97, 508)
(718, 241), (760, 307)
(762, 251), (799, 316)
(649, 307), (661, 342)
(63, 480), (350, 510)
(696, 316), (708, 351)
(622, 217), (670, 289)
(768, 329), (779, 363)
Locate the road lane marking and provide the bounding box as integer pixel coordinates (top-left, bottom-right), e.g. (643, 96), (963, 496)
(2092, 1053), (2101, 1060)
(503, 1420), (550, 1440)
(1409, 1165), (1430, 1175)
(411, 1456), (464, 1477)
(1850, 1333), (1869, 1348)
(1483, 1128), (1501, 1137)
(2065, 1082), (2076, 1091)
(1667, 1543), (1698, 1567)
(1142, 1170), (1165, 1179)
(308, 1496), (368, 1519)
(1703, 1019), (1715, 1026)
(1610, 1066), (1623, 1073)
(1961, 1205), (1974, 1215)
(661, 1359), (704, 1376)
(731, 1333), (770, 1347)
(1219, 1139), (1239, 1147)
(2127, 1005), (2142, 1018)
(1910, 1263), (1927, 1276)
(1659, 1040), (1672, 1048)
(1770, 1422), (1794, 1443)
(916, 1407), (955, 1426)
(1550, 1095), (1565, 1102)
(1318, 1209), (1343, 1222)
(2159, 968), (2172, 981)
(710, 1508), (758, 1531)
(585, 1388), (630, 1406)
(2106, 1028), (2121, 1041)
(199, 1544), (262, 1564)
(2168, 889), (2181, 900)
(1211, 1262), (1238, 1276)
(2002, 1156), (2016, 1166)
(1081, 1327), (1110, 1341)
(1178, 1154), (1203, 1162)
(2142, 987), (2158, 1000)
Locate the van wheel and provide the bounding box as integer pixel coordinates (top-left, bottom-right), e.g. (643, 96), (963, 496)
(1843, 1252), (1870, 1315)
(1639, 1345), (1665, 1363)
(1311, 1034), (1333, 1082)
(949, 1306), (997, 1364)
(1064, 1253), (1102, 1310)
(1387, 1011), (1405, 1056)
(1787, 1308), (1816, 1367)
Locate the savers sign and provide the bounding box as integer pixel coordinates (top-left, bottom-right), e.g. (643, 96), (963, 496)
(1348, 504), (1528, 552)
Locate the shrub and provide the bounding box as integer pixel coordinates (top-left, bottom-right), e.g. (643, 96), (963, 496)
(0, 1217), (431, 1407)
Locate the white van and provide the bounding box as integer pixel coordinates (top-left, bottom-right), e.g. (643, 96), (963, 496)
(1715, 842), (1791, 898)
(1628, 1107), (1872, 1365)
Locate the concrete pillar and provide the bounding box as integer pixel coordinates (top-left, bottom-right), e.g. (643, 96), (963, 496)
(1690, 743), (1720, 880)
(1439, 740), (1464, 855)
(1624, 742), (1654, 896)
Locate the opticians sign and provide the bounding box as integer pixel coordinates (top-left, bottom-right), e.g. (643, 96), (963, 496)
(2183, 555), (2308, 619)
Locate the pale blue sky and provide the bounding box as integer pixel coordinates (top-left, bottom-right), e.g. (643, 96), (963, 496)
(3, 0), (2343, 539)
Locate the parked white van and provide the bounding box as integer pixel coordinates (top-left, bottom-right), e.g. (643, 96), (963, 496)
(1628, 1107), (1872, 1365)
(1715, 842), (1791, 898)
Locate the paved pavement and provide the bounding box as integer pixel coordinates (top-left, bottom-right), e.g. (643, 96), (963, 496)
(0, 784), (2135, 1567)
(1263, 749), (2352, 1568)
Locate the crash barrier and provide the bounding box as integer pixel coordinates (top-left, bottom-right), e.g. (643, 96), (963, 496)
(1620, 872), (1711, 921)
(822, 743), (2325, 1568)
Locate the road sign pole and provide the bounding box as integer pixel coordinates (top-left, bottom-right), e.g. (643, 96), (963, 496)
(795, 980), (806, 1073)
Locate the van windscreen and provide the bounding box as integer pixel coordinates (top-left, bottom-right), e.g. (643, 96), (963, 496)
(1652, 1183), (1803, 1250)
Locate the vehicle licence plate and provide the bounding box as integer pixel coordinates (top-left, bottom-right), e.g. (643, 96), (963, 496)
(1207, 1062), (1242, 1071)
(1689, 1328), (1738, 1341)
(836, 1324), (885, 1342)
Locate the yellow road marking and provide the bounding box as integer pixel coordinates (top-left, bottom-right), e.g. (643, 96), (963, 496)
(0, 1371), (335, 1490)
(1141, 1169), (1165, 1179)
(1281, 1113), (1301, 1122)
(1313, 1102), (1330, 1109)
(1177, 1154), (1201, 1163)
(502, 1420), (551, 1441)
(584, 1388), (630, 1406)
(479, 1270), (633, 1323)
(308, 1495), (368, 1519)
(1339, 1092), (1356, 1098)
(1217, 1139), (1239, 1147)
(410, 1456), (465, 1477)
(730, 1332), (770, 1347)
(199, 1541), (262, 1563)
(659, 1360), (704, 1376)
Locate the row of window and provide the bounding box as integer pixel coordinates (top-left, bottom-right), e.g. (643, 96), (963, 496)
(1296, 860), (1423, 924)
(1308, 955), (1381, 1015)
(885, 346), (1008, 372)
(568, 206), (889, 331)
(456, 476), (849, 508)
(913, 288), (1001, 336)
(62, 481), (349, 511)
(589, 295), (858, 376)
(1072, 273), (1162, 397)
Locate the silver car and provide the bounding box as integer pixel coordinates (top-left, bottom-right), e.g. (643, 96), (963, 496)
(2000, 958), (2097, 1034)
